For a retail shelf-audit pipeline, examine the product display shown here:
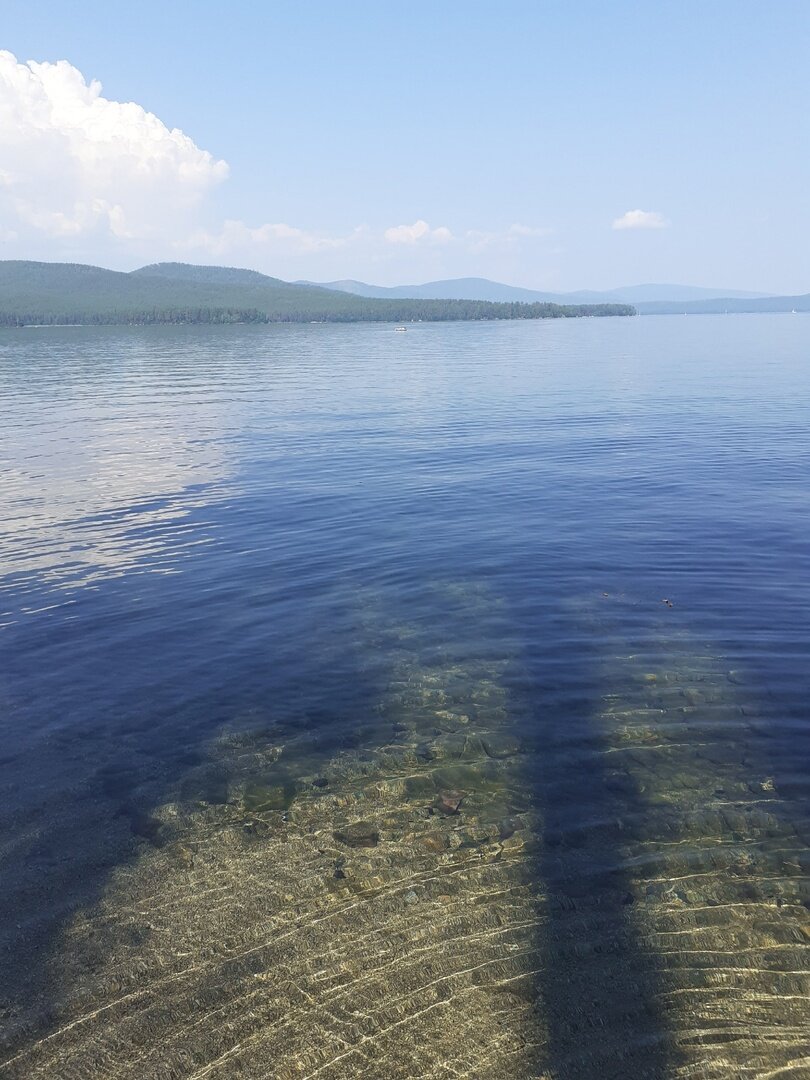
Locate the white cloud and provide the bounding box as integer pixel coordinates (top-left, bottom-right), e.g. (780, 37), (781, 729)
(175, 216), (562, 285)
(383, 219), (452, 245)
(183, 219), (348, 257)
(612, 209), (669, 230)
(0, 50), (228, 244)
(182, 218), (551, 270)
(0, 53), (559, 279)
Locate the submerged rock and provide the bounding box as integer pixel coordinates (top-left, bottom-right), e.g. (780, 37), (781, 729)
(333, 821), (379, 848)
(123, 809), (164, 846)
(436, 790), (464, 815)
(242, 783), (295, 813)
(482, 733), (520, 759)
(404, 774), (436, 800)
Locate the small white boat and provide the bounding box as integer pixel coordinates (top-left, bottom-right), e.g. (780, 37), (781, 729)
(394, 326), (407, 332)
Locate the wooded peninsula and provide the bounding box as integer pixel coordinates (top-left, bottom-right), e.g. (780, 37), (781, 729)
(0, 261), (635, 326)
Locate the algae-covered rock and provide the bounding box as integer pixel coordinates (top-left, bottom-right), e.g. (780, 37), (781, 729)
(430, 734), (468, 760)
(482, 732), (520, 759)
(431, 762), (503, 792)
(127, 810), (164, 846)
(242, 782), (295, 813)
(179, 765), (230, 805)
(333, 821), (379, 848)
(404, 774), (436, 800)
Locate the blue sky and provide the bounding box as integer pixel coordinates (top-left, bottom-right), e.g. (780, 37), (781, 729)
(1, 0), (808, 291)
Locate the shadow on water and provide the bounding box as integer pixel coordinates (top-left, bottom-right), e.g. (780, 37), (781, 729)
(2, 564), (808, 1078)
(0, 536), (395, 1068)
(524, 590), (810, 1079)
(520, 605), (681, 1079)
(2, 568), (545, 1077)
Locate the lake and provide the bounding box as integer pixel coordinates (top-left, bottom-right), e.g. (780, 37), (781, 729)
(1, 315), (808, 1078)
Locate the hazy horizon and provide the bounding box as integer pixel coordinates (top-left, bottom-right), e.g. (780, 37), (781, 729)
(0, 256), (790, 300)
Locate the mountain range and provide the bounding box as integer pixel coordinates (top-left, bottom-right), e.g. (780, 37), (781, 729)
(1, 261), (807, 325)
(298, 277), (773, 305)
(0, 262), (632, 326)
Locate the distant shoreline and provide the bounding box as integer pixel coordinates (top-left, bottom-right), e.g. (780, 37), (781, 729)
(6, 311), (808, 330)
(4, 311), (636, 329)
(1, 306), (635, 328)
(0, 260), (634, 326)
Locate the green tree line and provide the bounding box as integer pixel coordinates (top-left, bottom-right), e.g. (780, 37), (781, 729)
(0, 300), (634, 327)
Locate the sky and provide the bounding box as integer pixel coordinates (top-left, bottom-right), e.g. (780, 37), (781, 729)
(1, 1), (808, 292)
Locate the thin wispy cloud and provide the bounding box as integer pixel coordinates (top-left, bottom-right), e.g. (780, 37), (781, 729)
(184, 219), (349, 257)
(508, 223), (553, 238)
(612, 209), (670, 230)
(465, 224), (554, 253)
(182, 219), (555, 266)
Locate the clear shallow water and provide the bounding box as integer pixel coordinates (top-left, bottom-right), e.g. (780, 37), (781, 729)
(0, 316), (808, 1078)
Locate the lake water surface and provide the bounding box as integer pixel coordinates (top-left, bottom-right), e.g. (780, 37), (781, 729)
(1, 316), (808, 1078)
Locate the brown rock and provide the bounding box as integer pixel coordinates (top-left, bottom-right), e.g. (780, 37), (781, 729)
(436, 790), (464, 815)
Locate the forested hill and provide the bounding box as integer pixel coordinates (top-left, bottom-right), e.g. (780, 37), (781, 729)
(0, 261), (635, 325)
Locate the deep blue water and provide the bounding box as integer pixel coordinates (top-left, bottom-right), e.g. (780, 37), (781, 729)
(3, 317), (809, 736)
(1, 315), (808, 1076)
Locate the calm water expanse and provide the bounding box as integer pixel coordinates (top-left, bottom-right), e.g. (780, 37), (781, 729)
(0, 315), (808, 1078)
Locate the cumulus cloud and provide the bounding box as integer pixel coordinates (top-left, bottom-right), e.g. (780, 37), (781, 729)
(383, 219), (452, 245)
(0, 54), (559, 279)
(0, 50), (228, 245)
(612, 209), (669, 230)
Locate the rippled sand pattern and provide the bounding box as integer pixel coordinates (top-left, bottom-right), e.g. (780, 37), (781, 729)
(538, 595), (810, 1077)
(0, 586), (544, 1078)
(2, 587), (808, 1078)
